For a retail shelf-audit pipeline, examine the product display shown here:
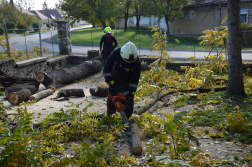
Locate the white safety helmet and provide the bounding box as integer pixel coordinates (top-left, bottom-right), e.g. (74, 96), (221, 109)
(120, 42), (138, 63)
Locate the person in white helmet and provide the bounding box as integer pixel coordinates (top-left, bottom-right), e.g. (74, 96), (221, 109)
(103, 42), (141, 118)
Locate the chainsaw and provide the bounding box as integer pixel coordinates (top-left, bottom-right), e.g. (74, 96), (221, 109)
(108, 90), (131, 124)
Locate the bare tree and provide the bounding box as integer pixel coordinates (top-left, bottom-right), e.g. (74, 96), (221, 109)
(226, 0), (246, 98)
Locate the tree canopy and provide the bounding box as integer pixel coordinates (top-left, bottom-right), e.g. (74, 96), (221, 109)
(0, 0), (38, 28)
(60, 0), (124, 28)
(143, 0), (188, 34)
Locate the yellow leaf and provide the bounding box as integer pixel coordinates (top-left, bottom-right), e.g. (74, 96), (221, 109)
(188, 56), (196, 60)
(205, 152), (211, 156)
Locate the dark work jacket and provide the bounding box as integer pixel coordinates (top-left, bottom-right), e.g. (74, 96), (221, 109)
(100, 33), (118, 57)
(103, 48), (141, 96)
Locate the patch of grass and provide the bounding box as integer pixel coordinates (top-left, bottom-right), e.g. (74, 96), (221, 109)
(204, 128), (210, 134)
(70, 27), (211, 50)
(187, 91), (252, 144)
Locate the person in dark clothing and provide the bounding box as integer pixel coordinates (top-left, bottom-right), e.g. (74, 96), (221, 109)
(100, 27), (118, 67)
(103, 42), (141, 118)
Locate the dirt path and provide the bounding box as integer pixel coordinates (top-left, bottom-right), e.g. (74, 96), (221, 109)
(1, 72), (251, 165)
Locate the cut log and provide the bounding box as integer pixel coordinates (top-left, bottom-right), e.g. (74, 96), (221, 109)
(56, 89), (85, 98)
(5, 84), (37, 98)
(29, 88), (55, 102)
(89, 86), (108, 97)
(8, 89), (32, 105)
(0, 69), (40, 89)
(130, 121), (142, 155)
(36, 60), (102, 89)
(88, 50), (99, 59)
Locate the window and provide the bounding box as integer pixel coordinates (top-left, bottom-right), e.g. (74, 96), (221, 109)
(189, 10), (195, 20)
(240, 9), (249, 22)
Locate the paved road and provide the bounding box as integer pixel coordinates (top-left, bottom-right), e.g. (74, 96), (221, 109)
(7, 26), (252, 61)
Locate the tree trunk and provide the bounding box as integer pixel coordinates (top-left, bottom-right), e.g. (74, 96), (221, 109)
(226, 0), (246, 98)
(124, 2), (130, 31)
(165, 16), (171, 34)
(56, 89), (85, 98)
(5, 84), (37, 98)
(29, 88), (54, 102)
(36, 60), (102, 89)
(130, 121), (142, 155)
(100, 20), (106, 29)
(88, 50), (99, 59)
(136, 16), (140, 31)
(8, 89), (32, 105)
(89, 86), (109, 97)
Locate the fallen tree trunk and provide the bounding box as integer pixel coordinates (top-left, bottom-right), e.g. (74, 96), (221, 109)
(5, 84), (37, 98)
(89, 86), (108, 97)
(0, 69), (40, 89)
(29, 88), (55, 102)
(130, 121), (142, 155)
(56, 89), (85, 98)
(8, 89), (32, 105)
(36, 60), (102, 88)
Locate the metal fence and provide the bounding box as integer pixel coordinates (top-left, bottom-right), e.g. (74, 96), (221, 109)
(69, 28), (252, 61)
(0, 19), (59, 61)
(1, 21), (252, 61)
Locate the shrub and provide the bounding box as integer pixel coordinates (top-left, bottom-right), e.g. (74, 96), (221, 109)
(16, 24), (26, 34)
(241, 22), (251, 28)
(6, 22), (15, 33)
(32, 22), (40, 32)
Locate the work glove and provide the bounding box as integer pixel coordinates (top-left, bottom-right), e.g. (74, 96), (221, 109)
(125, 94), (134, 105)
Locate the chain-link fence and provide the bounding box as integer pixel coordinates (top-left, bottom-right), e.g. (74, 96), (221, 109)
(70, 28), (252, 61)
(0, 19), (59, 61)
(69, 28), (223, 59)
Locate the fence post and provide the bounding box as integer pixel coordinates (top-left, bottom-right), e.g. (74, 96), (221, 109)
(51, 32), (54, 57)
(3, 19), (10, 58)
(91, 30), (93, 49)
(138, 30), (140, 56)
(38, 24), (43, 56)
(24, 32), (28, 59)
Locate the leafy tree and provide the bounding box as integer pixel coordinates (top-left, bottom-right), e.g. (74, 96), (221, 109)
(144, 0), (188, 34)
(226, 0), (246, 98)
(60, 0), (123, 29)
(13, 0), (34, 9)
(0, 0), (37, 28)
(134, 0), (146, 31)
(123, 0), (132, 31)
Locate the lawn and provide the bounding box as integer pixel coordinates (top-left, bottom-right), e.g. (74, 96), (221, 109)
(70, 27), (252, 51)
(70, 27), (211, 50)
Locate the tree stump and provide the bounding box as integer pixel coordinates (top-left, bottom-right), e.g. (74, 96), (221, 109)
(8, 89), (32, 105)
(89, 86), (108, 97)
(5, 84), (37, 98)
(29, 88), (55, 102)
(56, 89), (85, 98)
(130, 121), (142, 155)
(88, 50), (99, 59)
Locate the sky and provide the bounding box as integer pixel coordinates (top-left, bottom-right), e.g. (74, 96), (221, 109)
(32, 0), (59, 10)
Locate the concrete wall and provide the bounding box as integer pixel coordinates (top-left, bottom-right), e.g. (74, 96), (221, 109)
(0, 56), (68, 78)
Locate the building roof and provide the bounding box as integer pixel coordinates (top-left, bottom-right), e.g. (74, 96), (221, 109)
(36, 9), (63, 19)
(30, 10), (51, 21)
(13, 3), (36, 16)
(187, 0), (252, 6)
